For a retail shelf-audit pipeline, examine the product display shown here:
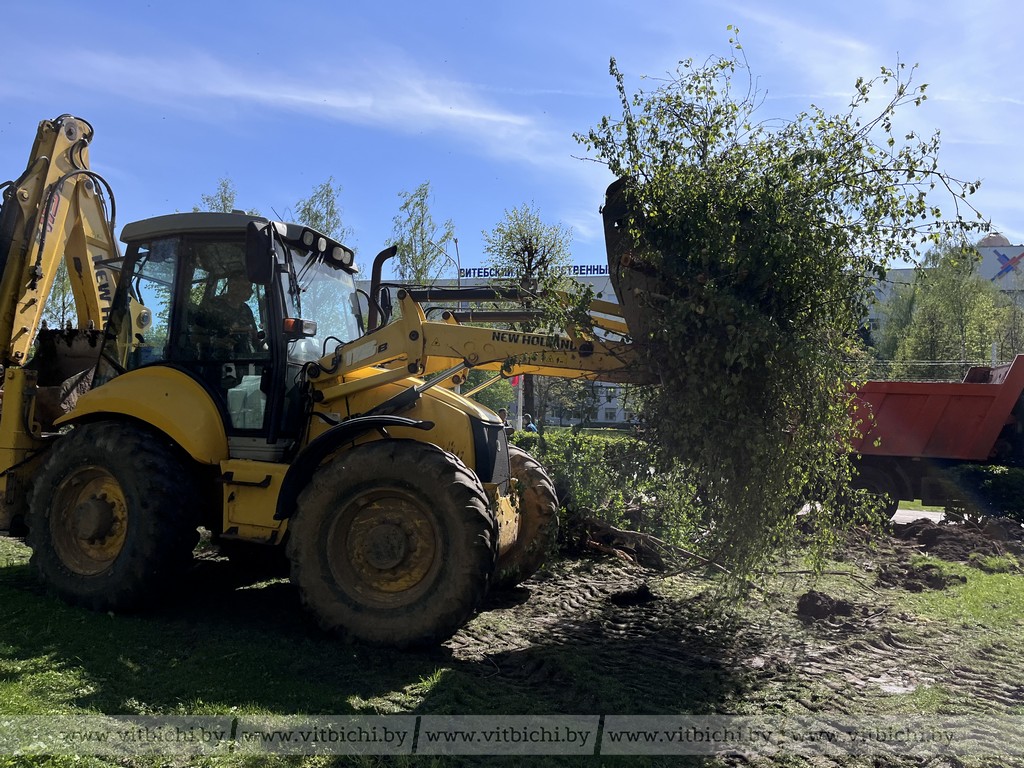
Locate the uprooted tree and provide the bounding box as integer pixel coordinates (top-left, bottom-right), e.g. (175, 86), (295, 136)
(574, 34), (986, 576)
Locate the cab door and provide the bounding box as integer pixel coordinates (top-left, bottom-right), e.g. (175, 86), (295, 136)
(175, 239), (271, 435)
(101, 233), (287, 457)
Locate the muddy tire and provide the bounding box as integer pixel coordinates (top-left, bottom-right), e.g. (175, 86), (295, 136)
(287, 439), (497, 647)
(492, 445), (559, 589)
(27, 421), (200, 611)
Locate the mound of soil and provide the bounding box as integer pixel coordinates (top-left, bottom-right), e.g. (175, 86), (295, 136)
(796, 589), (855, 620)
(876, 560), (966, 592)
(893, 518), (1009, 562)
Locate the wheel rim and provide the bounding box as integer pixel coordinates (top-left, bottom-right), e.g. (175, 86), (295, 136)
(326, 487), (442, 609)
(49, 466), (129, 576)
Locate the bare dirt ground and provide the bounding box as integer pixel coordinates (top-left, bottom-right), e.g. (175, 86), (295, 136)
(440, 517), (1024, 767)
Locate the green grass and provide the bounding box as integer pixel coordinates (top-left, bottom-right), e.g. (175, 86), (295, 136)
(0, 536), (742, 767)
(801, 548), (1024, 631)
(0, 536), (469, 766)
(896, 499), (944, 513)
(865, 684), (953, 715)
(968, 552), (1020, 573)
(899, 556), (1024, 630)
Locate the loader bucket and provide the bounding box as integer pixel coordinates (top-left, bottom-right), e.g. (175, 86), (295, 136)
(601, 177), (664, 345)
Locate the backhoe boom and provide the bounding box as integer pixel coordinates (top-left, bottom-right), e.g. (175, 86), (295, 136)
(0, 115), (120, 532)
(0, 115), (117, 365)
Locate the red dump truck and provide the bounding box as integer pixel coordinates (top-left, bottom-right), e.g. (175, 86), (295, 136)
(850, 356), (1024, 513)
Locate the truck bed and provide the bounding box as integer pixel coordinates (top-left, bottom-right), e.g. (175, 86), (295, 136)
(852, 356), (1024, 461)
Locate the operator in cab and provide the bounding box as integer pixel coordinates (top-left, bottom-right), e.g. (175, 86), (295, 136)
(196, 275), (261, 355)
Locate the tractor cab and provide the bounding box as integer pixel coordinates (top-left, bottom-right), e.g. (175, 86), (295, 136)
(95, 212), (361, 457)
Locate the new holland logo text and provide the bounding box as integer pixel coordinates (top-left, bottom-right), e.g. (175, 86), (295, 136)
(491, 331), (575, 351)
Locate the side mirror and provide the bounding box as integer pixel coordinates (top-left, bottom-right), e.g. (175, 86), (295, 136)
(245, 222), (274, 284)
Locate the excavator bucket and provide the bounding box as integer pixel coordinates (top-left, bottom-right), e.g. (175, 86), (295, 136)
(25, 328), (101, 428)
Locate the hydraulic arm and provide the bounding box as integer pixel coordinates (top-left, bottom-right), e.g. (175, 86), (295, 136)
(0, 115), (118, 364)
(308, 286), (651, 417)
(0, 115), (120, 530)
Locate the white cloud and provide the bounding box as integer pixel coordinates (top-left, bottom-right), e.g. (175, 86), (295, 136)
(0, 32), (625, 257)
(14, 45), (601, 190)
(58, 49), (531, 131)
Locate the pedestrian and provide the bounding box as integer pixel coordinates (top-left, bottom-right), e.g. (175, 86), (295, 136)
(523, 413), (538, 433)
(498, 407), (513, 436)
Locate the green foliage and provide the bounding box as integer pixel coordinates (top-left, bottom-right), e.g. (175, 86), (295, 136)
(875, 241), (1024, 380)
(462, 368), (514, 413)
(534, 377), (602, 427)
(994, 271), (1024, 359)
(510, 430), (540, 454)
(481, 203), (588, 417)
(482, 203), (572, 296)
(942, 464), (1024, 523)
(884, 243), (1004, 379)
(875, 281), (917, 361)
(533, 430), (622, 514)
(291, 176), (353, 243)
(40, 258), (73, 330)
(516, 430), (699, 546)
(480, 202), (591, 333)
(575, 34), (984, 575)
(391, 181), (455, 283)
(194, 177), (260, 216)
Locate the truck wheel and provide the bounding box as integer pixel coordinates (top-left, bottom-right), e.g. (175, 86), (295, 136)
(27, 422), (200, 611)
(852, 465), (900, 518)
(492, 445), (559, 589)
(287, 440), (497, 647)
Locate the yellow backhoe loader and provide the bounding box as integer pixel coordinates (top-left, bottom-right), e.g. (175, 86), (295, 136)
(0, 115), (647, 647)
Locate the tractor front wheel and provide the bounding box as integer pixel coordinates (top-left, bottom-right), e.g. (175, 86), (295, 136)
(287, 440), (497, 647)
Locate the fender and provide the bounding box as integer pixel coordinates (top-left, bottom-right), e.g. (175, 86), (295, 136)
(54, 366), (228, 464)
(274, 415), (434, 520)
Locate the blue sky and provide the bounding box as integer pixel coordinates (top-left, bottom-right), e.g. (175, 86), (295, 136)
(1, 0), (1021, 276)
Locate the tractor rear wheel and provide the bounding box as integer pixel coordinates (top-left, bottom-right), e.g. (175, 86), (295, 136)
(287, 439), (497, 647)
(27, 421), (200, 611)
(492, 445), (559, 589)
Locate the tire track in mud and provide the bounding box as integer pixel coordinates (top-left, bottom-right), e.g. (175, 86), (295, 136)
(446, 537), (1024, 767)
(450, 561), (751, 707)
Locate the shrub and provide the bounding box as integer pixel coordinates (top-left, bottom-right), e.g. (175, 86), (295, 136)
(510, 431), (540, 454)
(515, 429), (700, 547)
(575, 36), (982, 577)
